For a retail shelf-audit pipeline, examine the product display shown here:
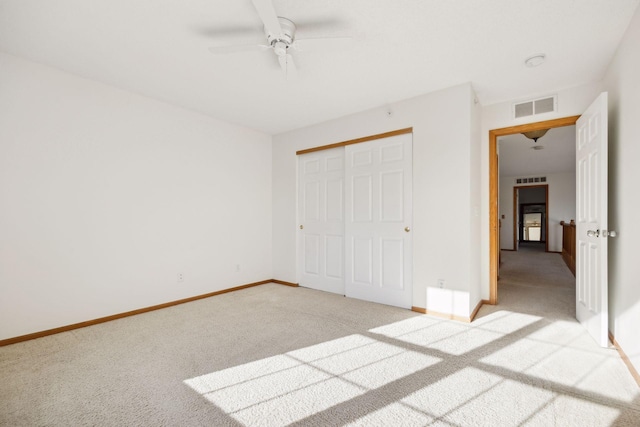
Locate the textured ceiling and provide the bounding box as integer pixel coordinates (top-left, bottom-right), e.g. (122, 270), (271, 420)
(0, 0), (638, 134)
(498, 126), (576, 177)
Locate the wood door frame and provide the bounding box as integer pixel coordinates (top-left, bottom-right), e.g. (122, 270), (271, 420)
(296, 128), (412, 155)
(489, 115), (579, 305)
(513, 185), (549, 251)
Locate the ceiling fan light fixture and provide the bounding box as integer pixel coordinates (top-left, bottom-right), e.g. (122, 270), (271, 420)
(265, 17), (296, 46)
(522, 128), (549, 143)
(524, 53), (546, 68)
(273, 41), (287, 56)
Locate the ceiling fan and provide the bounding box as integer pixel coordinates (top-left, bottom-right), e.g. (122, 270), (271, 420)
(206, 0), (351, 78)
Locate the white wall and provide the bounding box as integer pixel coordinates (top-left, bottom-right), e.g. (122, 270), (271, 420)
(469, 90), (482, 312)
(273, 83), (479, 318)
(0, 53), (273, 340)
(481, 81), (603, 300)
(603, 4), (640, 374)
(499, 173), (575, 251)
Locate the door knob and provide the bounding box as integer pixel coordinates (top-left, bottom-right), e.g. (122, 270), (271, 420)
(602, 230), (617, 237)
(587, 229), (600, 237)
(404, 226), (411, 232)
(299, 225), (304, 230)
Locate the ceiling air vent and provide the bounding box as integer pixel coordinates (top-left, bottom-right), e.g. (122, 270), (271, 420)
(516, 176), (547, 184)
(513, 95), (557, 119)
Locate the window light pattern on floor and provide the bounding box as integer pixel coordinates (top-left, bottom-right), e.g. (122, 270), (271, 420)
(184, 334), (440, 425)
(184, 310), (640, 426)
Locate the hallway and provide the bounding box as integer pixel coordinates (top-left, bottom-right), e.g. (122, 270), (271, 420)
(490, 248), (575, 319)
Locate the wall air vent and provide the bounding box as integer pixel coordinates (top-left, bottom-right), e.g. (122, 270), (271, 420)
(513, 95), (557, 119)
(515, 176), (547, 184)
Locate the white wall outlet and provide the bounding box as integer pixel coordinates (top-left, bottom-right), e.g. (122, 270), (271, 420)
(236, 264), (240, 272)
(437, 279), (445, 289)
(177, 273), (184, 282)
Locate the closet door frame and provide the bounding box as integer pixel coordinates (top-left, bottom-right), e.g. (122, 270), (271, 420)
(296, 128), (413, 308)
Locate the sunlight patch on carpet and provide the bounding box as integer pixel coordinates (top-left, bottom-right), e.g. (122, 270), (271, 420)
(370, 311), (542, 356)
(479, 332), (564, 372)
(401, 367), (504, 419)
(345, 402), (434, 426)
(404, 369), (556, 426)
(442, 378), (555, 425)
(184, 334), (441, 425)
(523, 395), (621, 426)
(472, 311), (542, 334)
(479, 319), (638, 403)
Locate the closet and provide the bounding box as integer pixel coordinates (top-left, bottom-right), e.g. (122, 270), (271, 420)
(297, 132), (413, 308)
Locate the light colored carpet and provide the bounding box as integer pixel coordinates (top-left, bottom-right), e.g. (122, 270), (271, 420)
(494, 247), (576, 320)
(1, 270), (639, 425)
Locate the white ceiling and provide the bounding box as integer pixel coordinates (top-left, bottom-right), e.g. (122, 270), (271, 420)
(498, 125), (576, 177)
(1, 0), (638, 134)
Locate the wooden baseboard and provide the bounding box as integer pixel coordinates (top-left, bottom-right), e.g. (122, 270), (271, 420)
(271, 279), (299, 287)
(609, 332), (640, 387)
(0, 279), (298, 347)
(469, 299), (484, 322)
(413, 298), (489, 323)
(0, 280), (493, 347)
(426, 309), (472, 322)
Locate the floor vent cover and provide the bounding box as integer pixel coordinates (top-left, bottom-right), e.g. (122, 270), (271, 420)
(516, 176), (547, 184)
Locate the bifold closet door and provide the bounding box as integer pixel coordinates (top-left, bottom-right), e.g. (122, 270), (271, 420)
(344, 133), (413, 309)
(297, 147), (345, 295)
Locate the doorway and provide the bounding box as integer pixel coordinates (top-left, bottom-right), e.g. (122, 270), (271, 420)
(489, 116), (579, 304)
(522, 212), (543, 241)
(513, 185), (549, 252)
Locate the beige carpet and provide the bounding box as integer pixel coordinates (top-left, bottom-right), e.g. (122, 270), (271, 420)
(1, 266), (639, 425)
(493, 247), (576, 320)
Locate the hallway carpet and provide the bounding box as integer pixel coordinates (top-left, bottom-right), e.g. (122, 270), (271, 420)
(491, 248), (576, 319)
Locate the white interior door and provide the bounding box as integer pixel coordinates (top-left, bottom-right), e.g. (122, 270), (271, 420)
(298, 148), (345, 295)
(344, 134), (413, 309)
(576, 92), (609, 347)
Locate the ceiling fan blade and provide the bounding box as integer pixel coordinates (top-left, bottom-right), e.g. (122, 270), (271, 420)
(278, 54), (298, 80)
(193, 24), (261, 39)
(293, 17), (347, 33)
(293, 36), (353, 52)
(251, 0), (282, 35)
(208, 44), (270, 54)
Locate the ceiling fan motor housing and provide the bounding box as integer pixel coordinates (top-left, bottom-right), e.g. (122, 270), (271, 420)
(266, 17), (296, 55)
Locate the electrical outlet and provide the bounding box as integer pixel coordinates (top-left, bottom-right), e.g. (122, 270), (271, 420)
(177, 273), (184, 282)
(236, 264), (240, 272)
(437, 279), (445, 289)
